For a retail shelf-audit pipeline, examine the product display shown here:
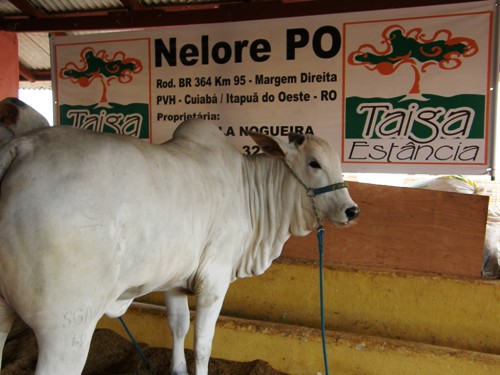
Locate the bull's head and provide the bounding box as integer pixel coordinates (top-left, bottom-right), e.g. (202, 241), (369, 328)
(248, 131), (359, 228)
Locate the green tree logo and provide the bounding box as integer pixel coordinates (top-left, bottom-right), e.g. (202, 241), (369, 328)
(59, 47), (143, 106)
(348, 25), (478, 99)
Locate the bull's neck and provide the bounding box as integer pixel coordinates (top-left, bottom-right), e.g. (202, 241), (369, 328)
(236, 155), (316, 278)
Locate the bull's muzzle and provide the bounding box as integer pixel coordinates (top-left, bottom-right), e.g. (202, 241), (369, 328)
(345, 206), (360, 222)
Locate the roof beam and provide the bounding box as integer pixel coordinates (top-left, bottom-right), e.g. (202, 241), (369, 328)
(19, 70), (51, 82)
(118, 0), (146, 11)
(19, 62), (36, 82)
(0, 0), (484, 33)
(19, 64), (51, 82)
(8, 0), (47, 18)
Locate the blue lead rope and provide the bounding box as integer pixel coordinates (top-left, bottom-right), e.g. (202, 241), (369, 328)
(282, 159), (344, 374)
(118, 316), (152, 370)
(317, 225), (330, 375)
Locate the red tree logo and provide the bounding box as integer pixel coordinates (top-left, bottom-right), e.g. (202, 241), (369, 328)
(59, 47), (143, 106)
(348, 25), (478, 98)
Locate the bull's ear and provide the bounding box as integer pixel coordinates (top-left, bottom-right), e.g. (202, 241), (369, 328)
(288, 133), (305, 146)
(0, 102), (19, 126)
(247, 131), (286, 158)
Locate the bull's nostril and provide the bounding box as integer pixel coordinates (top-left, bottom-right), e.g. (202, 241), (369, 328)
(345, 206), (360, 221)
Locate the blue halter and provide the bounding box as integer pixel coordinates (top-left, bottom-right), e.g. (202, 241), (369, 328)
(284, 159), (349, 228)
(284, 160), (349, 199)
(308, 181), (349, 197)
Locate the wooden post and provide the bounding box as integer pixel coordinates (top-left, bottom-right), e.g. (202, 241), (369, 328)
(0, 31), (19, 98)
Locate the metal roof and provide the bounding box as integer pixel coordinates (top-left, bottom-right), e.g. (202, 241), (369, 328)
(1, 0), (226, 88)
(0, 0), (488, 89)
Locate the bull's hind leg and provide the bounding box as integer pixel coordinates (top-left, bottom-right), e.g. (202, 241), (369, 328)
(165, 288), (190, 375)
(0, 297), (16, 369)
(32, 320), (97, 375)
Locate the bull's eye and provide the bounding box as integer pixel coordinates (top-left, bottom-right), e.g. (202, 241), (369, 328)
(309, 160), (321, 169)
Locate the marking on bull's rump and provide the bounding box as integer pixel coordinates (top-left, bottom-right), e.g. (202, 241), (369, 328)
(72, 332), (92, 348)
(63, 306), (94, 328)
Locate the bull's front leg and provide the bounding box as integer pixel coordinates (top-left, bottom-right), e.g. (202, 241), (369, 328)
(193, 281), (230, 375)
(165, 289), (191, 375)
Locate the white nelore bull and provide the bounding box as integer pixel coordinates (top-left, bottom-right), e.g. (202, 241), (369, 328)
(0, 119), (358, 375)
(0, 97), (50, 143)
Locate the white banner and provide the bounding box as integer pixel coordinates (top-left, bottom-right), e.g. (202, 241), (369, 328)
(51, 0), (497, 174)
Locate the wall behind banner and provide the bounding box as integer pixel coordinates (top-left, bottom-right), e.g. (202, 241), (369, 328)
(50, 1), (498, 176)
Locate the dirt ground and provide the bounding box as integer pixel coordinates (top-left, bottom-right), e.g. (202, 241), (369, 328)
(1, 319), (287, 375)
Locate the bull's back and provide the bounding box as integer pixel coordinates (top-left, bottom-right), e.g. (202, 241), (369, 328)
(0, 126), (245, 300)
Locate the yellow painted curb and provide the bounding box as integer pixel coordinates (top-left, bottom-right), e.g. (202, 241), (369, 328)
(98, 302), (500, 375)
(138, 258), (500, 355)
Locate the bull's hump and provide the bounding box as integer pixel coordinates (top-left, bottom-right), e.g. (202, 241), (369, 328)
(172, 119), (227, 147)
